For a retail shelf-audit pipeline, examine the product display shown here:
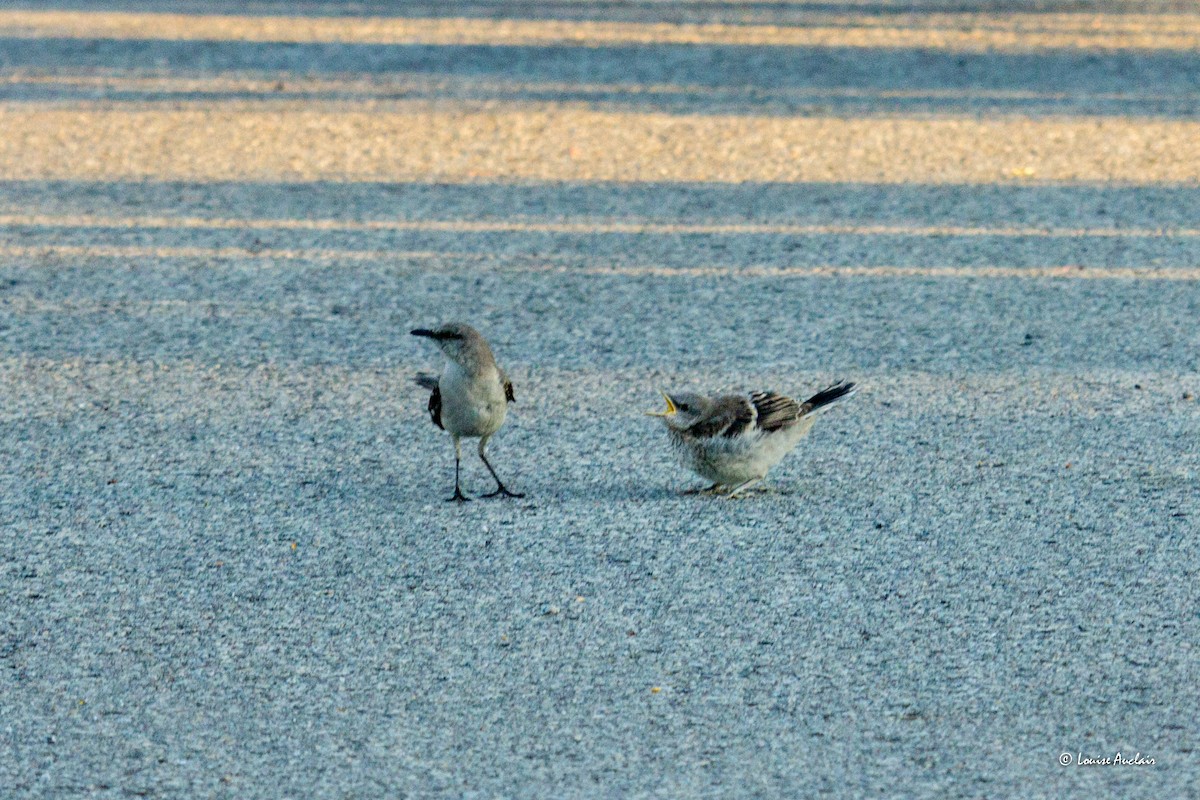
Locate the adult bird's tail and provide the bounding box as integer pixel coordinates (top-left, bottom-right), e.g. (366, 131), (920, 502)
(414, 373), (439, 391)
(801, 381), (857, 416)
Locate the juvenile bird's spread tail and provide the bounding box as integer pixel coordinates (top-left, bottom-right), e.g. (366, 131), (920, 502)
(800, 381), (857, 416)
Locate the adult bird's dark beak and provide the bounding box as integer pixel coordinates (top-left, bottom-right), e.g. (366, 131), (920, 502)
(412, 329), (464, 341)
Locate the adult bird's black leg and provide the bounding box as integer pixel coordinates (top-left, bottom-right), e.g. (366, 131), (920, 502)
(447, 436), (470, 502)
(478, 436), (524, 499)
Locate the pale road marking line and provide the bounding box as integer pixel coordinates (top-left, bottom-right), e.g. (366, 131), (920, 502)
(1, 10), (1198, 52)
(1, 245), (1197, 280)
(1, 213), (1198, 239)
(572, 265), (1200, 280)
(0, 297), (349, 317)
(3, 108), (1200, 183)
(0, 244), (450, 261)
(3, 72), (1198, 107)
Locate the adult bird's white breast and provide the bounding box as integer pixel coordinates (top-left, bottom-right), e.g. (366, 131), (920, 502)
(438, 359), (507, 438)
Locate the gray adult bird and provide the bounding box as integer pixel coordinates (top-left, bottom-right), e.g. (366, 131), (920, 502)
(412, 322), (524, 502)
(647, 381), (856, 496)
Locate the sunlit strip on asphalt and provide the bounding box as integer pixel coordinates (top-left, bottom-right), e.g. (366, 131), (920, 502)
(1, 10), (1198, 52)
(3, 108), (1199, 183)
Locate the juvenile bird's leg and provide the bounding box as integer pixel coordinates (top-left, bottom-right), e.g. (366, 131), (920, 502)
(681, 484), (723, 495)
(478, 436), (524, 499)
(725, 478), (763, 498)
(447, 435), (470, 502)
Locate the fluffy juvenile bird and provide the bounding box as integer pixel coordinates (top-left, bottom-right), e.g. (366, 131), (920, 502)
(648, 381), (856, 496)
(412, 322), (523, 502)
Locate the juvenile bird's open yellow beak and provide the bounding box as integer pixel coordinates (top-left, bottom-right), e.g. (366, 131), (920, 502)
(645, 391), (677, 417)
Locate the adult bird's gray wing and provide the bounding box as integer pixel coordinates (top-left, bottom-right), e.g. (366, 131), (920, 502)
(414, 373), (443, 430)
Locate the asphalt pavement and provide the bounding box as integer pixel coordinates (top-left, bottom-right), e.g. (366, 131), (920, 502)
(1, 3), (1198, 798)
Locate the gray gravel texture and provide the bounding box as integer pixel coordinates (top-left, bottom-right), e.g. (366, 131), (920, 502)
(2, 3), (1200, 799)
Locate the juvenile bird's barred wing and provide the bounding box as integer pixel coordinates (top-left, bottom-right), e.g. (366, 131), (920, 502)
(749, 391), (803, 433)
(501, 369), (516, 403)
(687, 395), (757, 439)
(414, 373), (444, 430)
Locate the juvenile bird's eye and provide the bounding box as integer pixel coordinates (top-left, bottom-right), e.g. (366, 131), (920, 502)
(679, 404), (690, 412)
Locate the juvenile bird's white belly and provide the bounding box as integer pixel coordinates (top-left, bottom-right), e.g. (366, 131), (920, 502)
(672, 418), (815, 484)
(439, 361), (507, 437)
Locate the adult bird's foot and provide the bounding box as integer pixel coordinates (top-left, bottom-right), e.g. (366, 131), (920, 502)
(446, 489), (471, 503)
(482, 486), (525, 499)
